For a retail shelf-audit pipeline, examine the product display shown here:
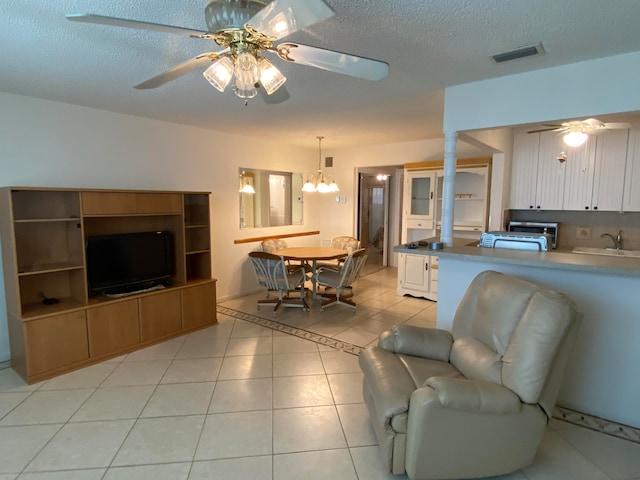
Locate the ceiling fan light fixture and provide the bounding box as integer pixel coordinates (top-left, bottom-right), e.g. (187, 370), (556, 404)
(258, 57), (286, 94)
(234, 51), (260, 98)
(203, 56), (235, 91)
(563, 130), (588, 147)
(205, 0), (268, 33)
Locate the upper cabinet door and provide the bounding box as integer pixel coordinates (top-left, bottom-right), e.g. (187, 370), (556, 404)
(535, 131), (568, 210)
(591, 129), (629, 211)
(510, 133), (540, 210)
(561, 137), (596, 211)
(404, 171), (436, 220)
(623, 127), (640, 212)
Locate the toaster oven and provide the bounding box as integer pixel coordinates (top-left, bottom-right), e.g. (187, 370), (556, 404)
(507, 221), (558, 249)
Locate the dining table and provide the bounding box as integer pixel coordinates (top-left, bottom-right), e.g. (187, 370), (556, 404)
(274, 246), (348, 298)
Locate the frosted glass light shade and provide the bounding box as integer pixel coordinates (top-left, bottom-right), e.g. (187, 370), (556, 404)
(234, 52), (259, 98)
(203, 56), (234, 92)
(258, 58), (286, 95)
(302, 175), (316, 192)
(328, 181), (340, 192)
(563, 131), (588, 147)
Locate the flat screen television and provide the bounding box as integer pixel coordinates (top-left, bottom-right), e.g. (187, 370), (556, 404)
(86, 231), (173, 295)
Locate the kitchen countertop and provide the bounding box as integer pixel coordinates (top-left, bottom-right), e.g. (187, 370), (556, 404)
(394, 237), (640, 278)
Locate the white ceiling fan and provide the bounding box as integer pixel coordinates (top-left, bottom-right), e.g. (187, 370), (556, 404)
(66, 0), (389, 103)
(527, 117), (631, 146)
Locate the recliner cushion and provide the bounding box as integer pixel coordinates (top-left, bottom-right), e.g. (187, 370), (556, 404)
(359, 347), (461, 434)
(453, 271), (538, 355)
(502, 290), (575, 403)
(450, 336), (502, 384)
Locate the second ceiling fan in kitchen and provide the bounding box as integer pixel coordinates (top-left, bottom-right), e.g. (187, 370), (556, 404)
(527, 117), (630, 147)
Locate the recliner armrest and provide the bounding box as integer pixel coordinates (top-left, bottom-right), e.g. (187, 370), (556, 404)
(379, 325), (453, 362)
(423, 376), (522, 414)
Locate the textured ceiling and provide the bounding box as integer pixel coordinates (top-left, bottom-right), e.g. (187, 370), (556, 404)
(3, 0), (640, 148)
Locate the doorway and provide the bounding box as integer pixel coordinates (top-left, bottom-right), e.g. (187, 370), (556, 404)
(357, 167), (402, 272)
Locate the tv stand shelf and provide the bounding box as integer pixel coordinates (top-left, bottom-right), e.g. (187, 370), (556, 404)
(0, 187), (216, 384)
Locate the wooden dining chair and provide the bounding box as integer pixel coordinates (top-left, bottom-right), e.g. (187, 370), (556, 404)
(315, 248), (368, 311)
(249, 251), (309, 316)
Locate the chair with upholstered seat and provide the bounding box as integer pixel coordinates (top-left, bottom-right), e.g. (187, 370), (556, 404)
(248, 251), (309, 316)
(358, 270), (579, 480)
(315, 248), (368, 311)
(317, 235), (361, 271)
(261, 238), (310, 273)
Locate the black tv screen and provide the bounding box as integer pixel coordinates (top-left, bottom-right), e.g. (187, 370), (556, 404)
(86, 231), (173, 294)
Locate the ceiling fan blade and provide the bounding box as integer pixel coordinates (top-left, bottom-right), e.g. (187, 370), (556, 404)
(134, 51), (228, 89)
(66, 13), (208, 37)
(602, 122), (632, 130)
(246, 0), (334, 40)
(276, 43), (389, 81)
(527, 127), (563, 134)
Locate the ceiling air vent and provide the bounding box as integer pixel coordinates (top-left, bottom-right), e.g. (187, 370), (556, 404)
(492, 43), (545, 63)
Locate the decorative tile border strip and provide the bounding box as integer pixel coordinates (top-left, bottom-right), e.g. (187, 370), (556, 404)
(217, 305), (363, 356)
(553, 406), (640, 444)
(216, 305), (639, 445)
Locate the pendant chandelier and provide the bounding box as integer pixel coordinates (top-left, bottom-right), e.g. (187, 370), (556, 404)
(302, 136), (339, 193)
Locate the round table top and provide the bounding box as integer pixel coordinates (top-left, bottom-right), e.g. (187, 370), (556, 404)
(275, 246), (348, 261)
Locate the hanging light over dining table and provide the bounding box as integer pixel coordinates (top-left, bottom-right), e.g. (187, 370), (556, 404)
(302, 136), (339, 193)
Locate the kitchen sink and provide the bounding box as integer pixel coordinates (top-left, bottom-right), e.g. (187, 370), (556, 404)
(572, 247), (640, 258)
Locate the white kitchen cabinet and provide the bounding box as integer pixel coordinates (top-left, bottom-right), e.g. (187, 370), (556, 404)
(623, 127), (640, 212)
(563, 130), (628, 211)
(402, 170), (436, 243)
(510, 131), (567, 210)
(397, 252), (437, 301)
(404, 171), (436, 221)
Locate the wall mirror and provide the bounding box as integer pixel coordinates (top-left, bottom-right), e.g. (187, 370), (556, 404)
(239, 168), (304, 228)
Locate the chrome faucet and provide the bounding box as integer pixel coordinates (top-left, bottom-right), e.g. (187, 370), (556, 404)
(601, 230), (623, 250)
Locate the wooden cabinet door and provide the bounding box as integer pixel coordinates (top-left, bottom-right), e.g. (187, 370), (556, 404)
(182, 282), (217, 330)
(87, 300), (140, 358)
(592, 129), (629, 211)
(398, 253), (429, 294)
(24, 311), (88, 377)
(510, 133), (540, 209)
(136, 193), (182, 214)
(405, 171), (436, 220)
(535, 131), (567, 210)
(624, 128), (640, 211)
(561, 138), (596, 211)
(139, 290), (182, 342)
(82, 192), (138, 215)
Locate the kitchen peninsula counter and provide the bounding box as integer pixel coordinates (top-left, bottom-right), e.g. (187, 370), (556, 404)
(394, 239), (640, 278)
(395, 237), (640, 429)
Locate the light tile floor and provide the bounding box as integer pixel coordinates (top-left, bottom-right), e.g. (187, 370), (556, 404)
(0, 267), (639, 479)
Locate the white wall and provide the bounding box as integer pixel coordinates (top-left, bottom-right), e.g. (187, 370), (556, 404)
(321, 139), (491, 244)
(444, 50), (640, 133)
(0, 92), (318, 361)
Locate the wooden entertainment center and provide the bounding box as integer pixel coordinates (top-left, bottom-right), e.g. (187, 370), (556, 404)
(0, 187), (217, 383)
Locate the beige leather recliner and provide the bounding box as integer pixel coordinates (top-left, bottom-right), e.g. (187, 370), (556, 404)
(359, 270), (579, 480)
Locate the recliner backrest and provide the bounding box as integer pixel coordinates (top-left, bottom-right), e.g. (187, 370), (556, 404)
(450, 271), (576, 410)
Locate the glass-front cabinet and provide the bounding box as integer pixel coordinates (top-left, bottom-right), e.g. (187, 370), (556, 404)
(404, 171), (436, 220)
